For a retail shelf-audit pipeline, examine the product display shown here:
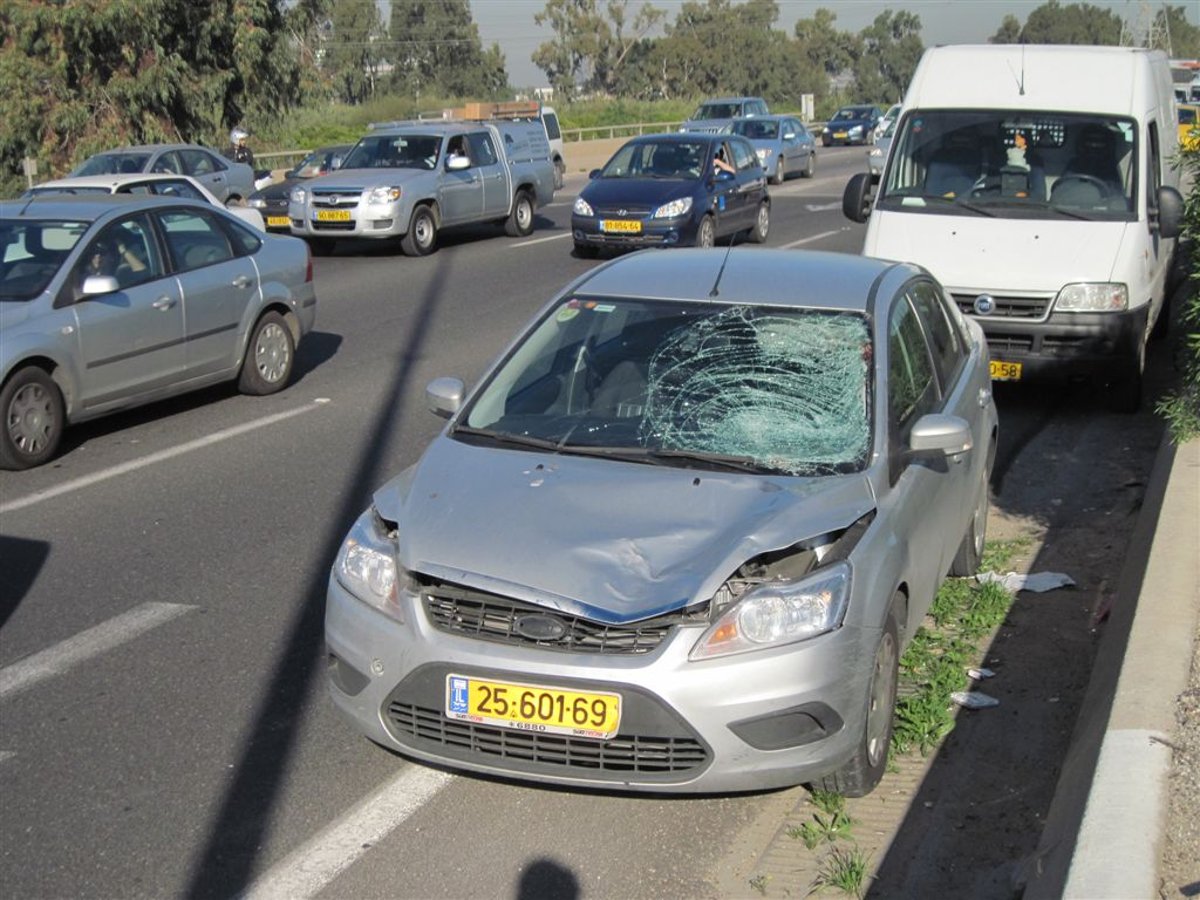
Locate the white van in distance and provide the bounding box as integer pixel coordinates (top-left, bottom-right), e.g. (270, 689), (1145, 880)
(844, 45), (1185, 411)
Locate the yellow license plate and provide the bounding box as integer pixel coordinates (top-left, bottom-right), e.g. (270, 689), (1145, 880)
(600, 219), (642, 234)
(266, 215), (290, 227)
(446, 674), (621, 740)
(315, 209), (352, 222)
(833, 132), (848, 139)
(990, 360), (1023, 381)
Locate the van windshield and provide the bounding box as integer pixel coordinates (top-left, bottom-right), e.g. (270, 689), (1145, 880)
(877, 110), (1138, 222)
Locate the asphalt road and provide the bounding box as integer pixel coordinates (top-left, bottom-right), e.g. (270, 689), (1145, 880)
(0, 146), (1168, 899)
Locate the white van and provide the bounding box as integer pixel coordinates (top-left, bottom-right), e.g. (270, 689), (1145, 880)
(843, 45), (1185, 411)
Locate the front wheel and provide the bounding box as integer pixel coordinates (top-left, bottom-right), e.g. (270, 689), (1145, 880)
(814, 600), (900, 798)
(401, 204), (438, 256)
(238, 311), (295, 395)
(505, 189), (535, 237)
(695, 215), (715, 249)
(0, 367), (65, 470)
(748, 201), (769, 243)
(802, 152), (815, 178)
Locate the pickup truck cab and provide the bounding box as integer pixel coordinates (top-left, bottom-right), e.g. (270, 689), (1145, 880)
(288, 119), (555, 256)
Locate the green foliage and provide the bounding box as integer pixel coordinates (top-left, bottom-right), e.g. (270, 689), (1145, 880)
(849, 10), (923, 106)
(811, 845), (872, 898)
(328, 0), (385, 105)
(389, 0), (508, 99)
(1155, 6), (1200, 57)
(980, 535), (1033, 573)
(992, 0), (1122, 45)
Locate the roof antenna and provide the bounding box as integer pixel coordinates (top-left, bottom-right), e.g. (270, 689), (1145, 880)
(1007, 45), (1026, 96)
(708, 233), (735, 297)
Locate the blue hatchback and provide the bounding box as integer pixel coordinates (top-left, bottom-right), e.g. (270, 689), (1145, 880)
(571, 133), (770, 257)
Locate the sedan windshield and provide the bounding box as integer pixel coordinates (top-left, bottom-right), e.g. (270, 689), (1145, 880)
(732, 120), (779, 140)
(460, 297), (872, 476)
(878, 109), (1137, 221)
(693, 103), (740, 120)
(71, 153), (150, 176)
(600, 141), (707, 179)
(340, 134), (441, 170)
(1, 219), (88, 301)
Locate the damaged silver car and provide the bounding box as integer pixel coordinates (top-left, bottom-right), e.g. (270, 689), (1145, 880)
(325, 248), (998, 796)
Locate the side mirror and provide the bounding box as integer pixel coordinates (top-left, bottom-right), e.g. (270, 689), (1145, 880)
(588, 168), (601, 179)
(843, 172), (877, 223)
(330, 157), (343, 171)
(446, 156), (470, 171)
(1155, 185), (1184, 239)
(783, 132), (796, 140)
(284, 168), (296, 179)
(908, 414), (972, 457)
(426, 377), (465, 419)
(81, 274), (119, 296)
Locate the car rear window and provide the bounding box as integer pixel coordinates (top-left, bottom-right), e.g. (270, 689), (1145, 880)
(1, 219), (88, 301)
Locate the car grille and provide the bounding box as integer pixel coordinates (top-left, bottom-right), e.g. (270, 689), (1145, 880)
(987, 334), (1035, 354)
(383, 665), (712, 782)
(952, 292), (1052, 319)
(592, 203), (654, 217)
(421, 578), (700, 654)
(311, 189), (362, 209)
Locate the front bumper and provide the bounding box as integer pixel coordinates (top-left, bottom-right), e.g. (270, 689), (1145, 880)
(571, 214), (703, 250)
(325, 575), (874, 793)
(288, 201), (408, 240)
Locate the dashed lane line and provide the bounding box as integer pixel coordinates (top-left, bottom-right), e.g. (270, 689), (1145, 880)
(513, 232), (573, 247)
(781, 228), (851, 248)
(0, 602), (196, 700)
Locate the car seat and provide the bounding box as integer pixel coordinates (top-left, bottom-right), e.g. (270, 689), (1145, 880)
(1053, 124), (1124, 204)
(924, 131), (983, 198)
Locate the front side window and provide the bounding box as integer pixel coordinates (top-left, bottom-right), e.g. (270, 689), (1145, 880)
(466, 132), (499, 167)
(151, 151), (183, 175)
(76, 214), (163, 291)
(599, 141), (705, 179)
(730, 138), (758, 171)
(460, 298), (873, 477)
(879, 109), (1137, 220)
(181, 149), (224, 176)
(73, 153), (149, 176)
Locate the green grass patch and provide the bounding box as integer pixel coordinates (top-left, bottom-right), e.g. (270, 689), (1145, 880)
(980, 535), (1033, 573)
(811, 845), (872, 898)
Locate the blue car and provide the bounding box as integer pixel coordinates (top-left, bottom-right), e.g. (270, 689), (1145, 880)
(821, 105), (884, 147)
(571, 133), (770, 256)
(730, 115), (817, 184)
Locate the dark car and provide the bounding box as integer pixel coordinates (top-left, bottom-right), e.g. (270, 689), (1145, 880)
(570, 133), (770, 256)
(248, 144), (353, 232)
(821, 106), (884, 147)
(730, 115), (817, 184)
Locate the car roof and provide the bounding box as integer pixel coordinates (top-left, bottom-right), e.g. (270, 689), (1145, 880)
(628, 132), (724, 145)
(700, 96), (764, 104)
(572, 248), (917, 313)
(1, 194), (208, 221)
(32, 173), (209, 191)
(90, 144), (209, 154)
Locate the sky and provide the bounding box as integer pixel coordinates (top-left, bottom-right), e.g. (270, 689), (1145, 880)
(467, 0), (1200, 87)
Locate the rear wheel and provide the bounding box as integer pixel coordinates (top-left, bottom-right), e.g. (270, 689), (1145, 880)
(401, 204), (438, 256)
(0, 367), (64, 470)
(815, 599), (901, 798)
(748, 201), (770, 243)
(695, 215), (715, 249)
(238, 311), (295, 395)
(553, 159), (565, 191)
(505, 189), (535, 237)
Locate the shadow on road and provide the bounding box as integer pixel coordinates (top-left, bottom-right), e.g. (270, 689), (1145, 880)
(0, 535), (51, 631)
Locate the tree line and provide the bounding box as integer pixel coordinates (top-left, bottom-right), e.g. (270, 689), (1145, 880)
(2, 0), (1198, 197)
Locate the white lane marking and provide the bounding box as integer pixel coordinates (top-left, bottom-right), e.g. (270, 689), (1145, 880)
(804, 202), (843, 211)
(513, 232), (573, 248)
(782, 229), (849, 248)
(0, 752), (13, 765)
(240, 766), (454, 900)
(0, 400), (328, 515)
(0, 602), (195, 700)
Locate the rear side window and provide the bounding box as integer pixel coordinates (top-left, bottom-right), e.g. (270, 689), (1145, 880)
(542, 112), (561, 141)
(181, 149), (223, 176)
(907, 281), (966, 393)
(888, 296), (938, 430)
(467, 132), (498, 166)
(159, 209), (235, 271)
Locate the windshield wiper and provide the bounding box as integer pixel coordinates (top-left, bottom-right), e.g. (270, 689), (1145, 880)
(642, 447), (778, 473)
(451, 425), (561, 452)
(911, 195), (997, 217)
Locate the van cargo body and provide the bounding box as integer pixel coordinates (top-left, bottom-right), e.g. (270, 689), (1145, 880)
(847, 45), (1184, 411)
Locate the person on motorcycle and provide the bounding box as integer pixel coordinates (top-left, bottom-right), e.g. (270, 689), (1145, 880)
(228, 128), (255, 168)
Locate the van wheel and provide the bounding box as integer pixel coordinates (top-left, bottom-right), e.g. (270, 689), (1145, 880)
(239, 311), (295, 395)
(505, 189), (535, 237)
(553, 159), (565, 191)
(0, 367), (64, 470)
(814, 598), (901, 798)
(402, 205), (438, 256)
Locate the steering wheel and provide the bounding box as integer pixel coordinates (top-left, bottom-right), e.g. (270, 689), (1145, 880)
(1051, 173), (1113, 199)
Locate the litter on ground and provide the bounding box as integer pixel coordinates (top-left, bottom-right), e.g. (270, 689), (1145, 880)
(951, 691), (1001, 709)
(976, 571), (1076, 593)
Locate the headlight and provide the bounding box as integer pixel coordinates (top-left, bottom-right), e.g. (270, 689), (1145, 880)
(652, 197), (693, 219)
(822, 126), (830, 134)
(849, 125), (863, 135)
(333, 508), (404, 622)
(248, 197), (267, 209)
(367, 186), (401, 204)
(290, 187), (307, 204)
(1055, 282), (1128, 312)
(690, 562), (851, 660)
(573, 197), (594, 217)
(756, 149), (772, 161)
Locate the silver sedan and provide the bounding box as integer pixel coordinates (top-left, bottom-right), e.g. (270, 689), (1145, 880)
(0, 195), (317, 469)
(326, 248), (997, 796)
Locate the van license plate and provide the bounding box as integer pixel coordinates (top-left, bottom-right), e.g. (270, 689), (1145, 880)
(600, 220), (641, 234)
(445, 674), (621, 740)
(990, 360), (1023, 381)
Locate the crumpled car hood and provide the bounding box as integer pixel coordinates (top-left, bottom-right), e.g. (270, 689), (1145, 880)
(374, 435), (876, 624)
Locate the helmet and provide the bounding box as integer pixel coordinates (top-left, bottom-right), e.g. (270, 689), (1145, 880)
(230, 127), (249, 145)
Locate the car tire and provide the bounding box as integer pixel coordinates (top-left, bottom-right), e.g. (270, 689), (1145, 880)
(505, 189), (535, 237)
(950, 472), (989, 576)
(573, 243), (599, 259)
(696, 215), (716, 249)
(0, 366), (64, 470)
(814, 598), (901, 798)
(401, 204), (438, 256)
(822, 136), (831, 148)
(748, 201), (769, 243)
(771, 158), (785, 185)
(803, 153), (815, 178)
(238, 311), (295, 396)
(553, 159), (565, 191)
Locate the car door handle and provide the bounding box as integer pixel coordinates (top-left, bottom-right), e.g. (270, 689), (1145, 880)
(152, 296), (176, 311)
(232, 275), (252, 289)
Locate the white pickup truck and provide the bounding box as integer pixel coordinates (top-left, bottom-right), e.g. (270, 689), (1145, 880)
(287, 118), (556, 256)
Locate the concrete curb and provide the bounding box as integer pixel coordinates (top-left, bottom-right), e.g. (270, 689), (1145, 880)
(1026, 436), (1200, 897)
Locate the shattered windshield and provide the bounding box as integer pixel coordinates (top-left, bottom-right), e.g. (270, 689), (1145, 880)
(340, 134), (441, 170)
(460, 297), (872, 476)
(878, 109), (1137, 221)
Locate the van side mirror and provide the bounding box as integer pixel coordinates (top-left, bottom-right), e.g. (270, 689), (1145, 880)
(843, 172), (877, 223)
(1155, 185), (1184, 239)
(426, 377), (465, 418)
(446, 156), (470, 171)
